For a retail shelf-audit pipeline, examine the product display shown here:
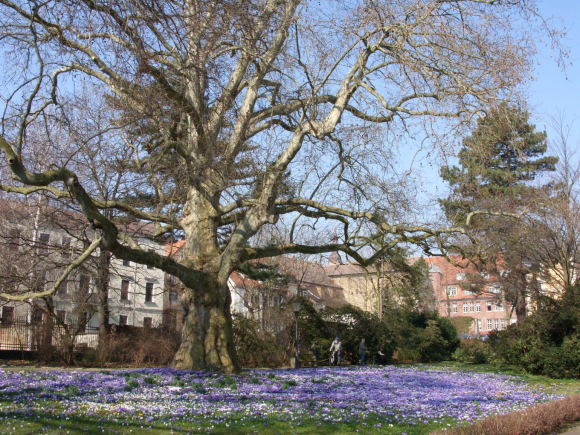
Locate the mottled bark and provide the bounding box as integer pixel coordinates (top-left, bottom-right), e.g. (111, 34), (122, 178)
(172, 189), (240, 373)
(172, 274), (238, 373)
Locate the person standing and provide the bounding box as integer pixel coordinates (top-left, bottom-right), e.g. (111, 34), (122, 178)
(329, 337), (342, 366)
(359, 338), (367, 367)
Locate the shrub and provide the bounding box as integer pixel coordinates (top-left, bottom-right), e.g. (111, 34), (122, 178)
(488, 284), (580, 378)
(453, 340), (489, 364)
(321, 304), (395, 363)
(429, 394), (580, 435)
(394, 310), (459, 362)
(232, 313), (284, 367)
(90, 326), (180, 367)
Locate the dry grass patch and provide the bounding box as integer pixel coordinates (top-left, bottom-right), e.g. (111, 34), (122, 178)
(430, 394), (580, 435)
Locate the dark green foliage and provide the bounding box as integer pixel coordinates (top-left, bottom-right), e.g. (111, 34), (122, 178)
(125, 379), (139, 390)
(489, 284), (580, 378)
(232, 313), (284, 367)
(392, 310), (460, 362)
(385, 256), (437, 312)
(440, 103), (557, 224)
(321, 304), (396, 363)
(439, 104), (558, 321)
(452, 340), (490, 364)
(281, 380), (297, 389)
(236, 262), (288, 284)
(232, 297), (458, 367)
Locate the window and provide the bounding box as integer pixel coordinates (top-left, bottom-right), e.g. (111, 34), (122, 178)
(32, 307), (44, 323)
(500, 319), (506, 330)
(37, 233), (50, 254)
(300, 289), (308, 297)
(494, 319), (499, 330)
(121, 279), (130, 301)
(463, 303), (468, 313)
(480, 272), (490, 279)
(452, 302), (457, 313)
(147, 249), (155, 269)
(56, 310), (66, 325)
(464, 289), (474, 296)
(429, 276), (435, 282)
(477, 319), (482, 332)
(488, 284), (501, 294)
(487, 319), (493, 330)
(169, 290), (178, 303)
(145, 282), (154, 302)
(119, 315), (128, 326)
(1, 306), (14, 324)
(499, 302), (504, 311)
(57, 280), (68, 295)
(456, 273), (466, 281)
(446, 286), (458, 296)
(143, 317), (152, 328)
(79, 274), (90, 294)
(61, 237), (71, 257)
(487, 301), (492, 312)
(493, 302), (498, 312)
(476, 302), (481, 312)
(8, 229), (20, 251)
(469, 302), (474, 312)
(122, 259), (131, 267)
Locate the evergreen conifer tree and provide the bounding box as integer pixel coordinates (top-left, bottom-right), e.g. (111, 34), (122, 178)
(440, 104), (557, 321)
(440, 104), (557, 224)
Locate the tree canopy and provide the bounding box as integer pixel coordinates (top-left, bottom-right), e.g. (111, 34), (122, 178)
(0, 0), (552, 371)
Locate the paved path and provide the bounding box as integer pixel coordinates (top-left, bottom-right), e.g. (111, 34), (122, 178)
(559, 423), (580, 435)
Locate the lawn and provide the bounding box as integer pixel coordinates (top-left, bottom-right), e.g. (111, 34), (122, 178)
(0, 365), (569, 435)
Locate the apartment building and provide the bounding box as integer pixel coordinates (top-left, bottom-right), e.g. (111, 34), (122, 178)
(0, 200), (166, 330)
(424, 256), (517, 334)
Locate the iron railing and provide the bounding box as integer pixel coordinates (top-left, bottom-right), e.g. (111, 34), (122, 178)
(0, 318), (99, 352)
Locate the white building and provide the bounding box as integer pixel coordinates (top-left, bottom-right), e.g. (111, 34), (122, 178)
(0, 199), (166, 330)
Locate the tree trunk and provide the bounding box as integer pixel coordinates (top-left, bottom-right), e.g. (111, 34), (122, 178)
(172, 273), (239, 373)
(96, 250), (110, 346)
(515, 286), (527, 322)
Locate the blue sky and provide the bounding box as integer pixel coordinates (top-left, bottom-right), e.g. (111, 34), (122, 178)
(410, 0), (580, 206)
(530, 0), (580, 139)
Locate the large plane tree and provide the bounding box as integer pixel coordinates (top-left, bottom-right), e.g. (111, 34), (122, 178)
(0, 0), (548, 372)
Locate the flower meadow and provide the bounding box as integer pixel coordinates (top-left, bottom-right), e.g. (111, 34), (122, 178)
(0, 366), (563, 434)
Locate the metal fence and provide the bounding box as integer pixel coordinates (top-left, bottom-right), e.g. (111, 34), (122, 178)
(0, 318), (99, 352)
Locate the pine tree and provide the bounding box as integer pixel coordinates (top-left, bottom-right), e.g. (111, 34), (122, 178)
(440, 104), (557, 224)
(439, 104), (558, 321)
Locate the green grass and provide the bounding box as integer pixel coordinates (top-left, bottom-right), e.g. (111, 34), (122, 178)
(422, 361), (580, 395)
(0, 410), (453, 435)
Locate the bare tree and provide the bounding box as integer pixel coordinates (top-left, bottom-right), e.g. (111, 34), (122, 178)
(0, 0), (554, 372)
(525, 114), (580, 293)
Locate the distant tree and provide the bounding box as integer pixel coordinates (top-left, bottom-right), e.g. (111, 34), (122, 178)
(440, 103), (557, 221)
(525, 115), (580, 293)
(440, 104), (558, 320)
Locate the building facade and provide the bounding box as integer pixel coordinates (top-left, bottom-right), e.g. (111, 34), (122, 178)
(0, 200), (166, 330)
(423, 256), (517, 334)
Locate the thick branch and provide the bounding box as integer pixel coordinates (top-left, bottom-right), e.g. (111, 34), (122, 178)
(0, 237), (102, 301)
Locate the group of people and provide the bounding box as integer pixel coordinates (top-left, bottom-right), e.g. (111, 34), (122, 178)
(328, 337), (387, 367)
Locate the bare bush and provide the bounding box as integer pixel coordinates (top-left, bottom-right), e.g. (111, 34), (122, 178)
(430, 394), (580, 435)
